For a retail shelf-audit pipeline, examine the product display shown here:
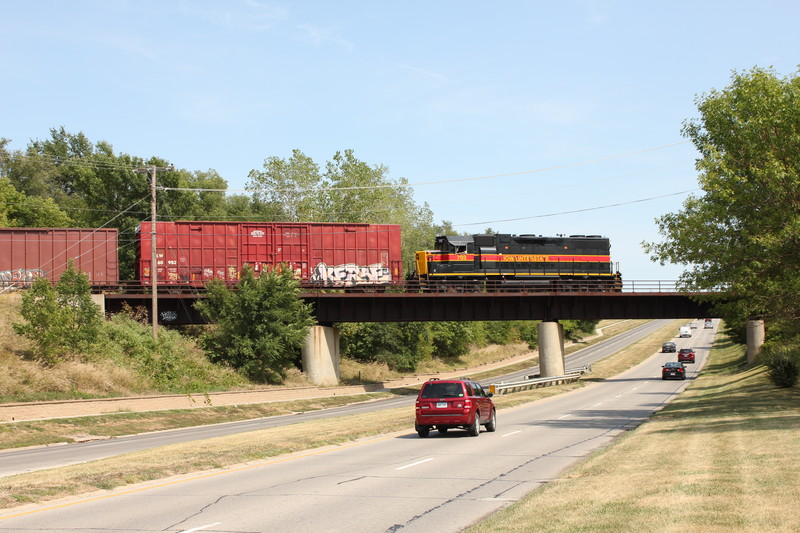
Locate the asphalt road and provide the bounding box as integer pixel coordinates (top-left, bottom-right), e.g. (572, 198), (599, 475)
(0, 319), (673, 478)
(0, 320), (715, 532)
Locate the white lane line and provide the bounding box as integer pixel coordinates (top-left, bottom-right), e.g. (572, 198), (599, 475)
(395, 458), (434, 470)
(502, 430), (522, 437)
(181, 523), (222, 533)
(556, 414), (570, 419)
(591, 402), (604, 407)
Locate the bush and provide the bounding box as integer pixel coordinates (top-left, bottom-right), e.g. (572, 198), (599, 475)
(101, 313), (246, 393)
(429, 322), (474, 359)
(13, 261), (102, 365)
(339, 322), (432, 372)
(195, 265), (315, 384)
(517, 322), (539, 349)
(761, 343), (800, 388)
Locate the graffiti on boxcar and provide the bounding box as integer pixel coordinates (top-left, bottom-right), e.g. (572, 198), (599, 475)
(310, 262), (391, 286)
(0, 268), (45, 290)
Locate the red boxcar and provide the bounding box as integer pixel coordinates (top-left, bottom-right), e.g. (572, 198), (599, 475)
(0, 228), (119, 289)
(136, 221), (403, 287)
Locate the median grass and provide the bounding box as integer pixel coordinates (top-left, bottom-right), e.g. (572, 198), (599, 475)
(0, 319), (681, 510)
(467, 329), (800, 533)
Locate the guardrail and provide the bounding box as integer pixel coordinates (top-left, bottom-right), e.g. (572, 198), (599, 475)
(489, 365), (592, 395)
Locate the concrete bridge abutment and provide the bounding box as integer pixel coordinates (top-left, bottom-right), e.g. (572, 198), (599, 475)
(301, 325), (341, 386)
(538, 320), (566, 377)
(745, 319), (765, 364)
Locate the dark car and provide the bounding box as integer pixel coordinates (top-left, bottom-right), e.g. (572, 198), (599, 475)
(662, 361), (686, 380)
(678, 348), (696, 363)
(662, 342), (677, 353)
(415, 378), (497, 437)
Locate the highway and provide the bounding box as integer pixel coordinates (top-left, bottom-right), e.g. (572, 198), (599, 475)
(0, 320), (671, 478)
(0, 320), (716, 532)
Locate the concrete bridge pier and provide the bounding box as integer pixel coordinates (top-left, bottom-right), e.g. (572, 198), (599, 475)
(538, 320), (566, 377)
(301, 325), (341, 386)
(746, 319), (765, 364)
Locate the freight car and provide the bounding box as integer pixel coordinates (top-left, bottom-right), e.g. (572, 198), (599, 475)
(411, 233), (621, 291)
(0, 228), (118, 291)
(136, 221), (403, 289)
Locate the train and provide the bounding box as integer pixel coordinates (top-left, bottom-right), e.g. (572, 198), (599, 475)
(411, 233), (621, 291)
(0, 224), (621, 292)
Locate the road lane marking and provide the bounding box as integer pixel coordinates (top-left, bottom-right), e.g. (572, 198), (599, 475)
(502, 430), (522, 437)
(181, 523), (222, 533)
(395, 458), (434, 470)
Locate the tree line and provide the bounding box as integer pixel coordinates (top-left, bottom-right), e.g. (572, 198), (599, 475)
(3, 130), (551, 384)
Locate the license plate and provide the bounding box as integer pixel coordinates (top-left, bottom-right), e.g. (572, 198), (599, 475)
(436, 402), (448, 408)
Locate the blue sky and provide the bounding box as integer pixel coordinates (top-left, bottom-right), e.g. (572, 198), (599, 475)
(2, 1), (799, 281)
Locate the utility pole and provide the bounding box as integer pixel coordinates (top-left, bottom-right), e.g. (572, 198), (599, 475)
(134, 164), (174, 339)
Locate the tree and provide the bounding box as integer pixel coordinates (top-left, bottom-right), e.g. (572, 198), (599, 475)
(13, 260), (103, 364)
(247, 149), (324, 221)
(195, 265), (316, 383)
(644, 67), (800, 332)
(0, 177), (72, 227)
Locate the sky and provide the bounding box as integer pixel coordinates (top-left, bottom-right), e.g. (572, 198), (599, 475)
(2, 0), (799, 282)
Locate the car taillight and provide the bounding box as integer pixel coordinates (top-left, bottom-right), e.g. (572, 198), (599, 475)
(463, 399), (472, 413)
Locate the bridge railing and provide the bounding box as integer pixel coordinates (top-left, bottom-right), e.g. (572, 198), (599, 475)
(489, 365), (592, 395)
(101, 279), (686, 295)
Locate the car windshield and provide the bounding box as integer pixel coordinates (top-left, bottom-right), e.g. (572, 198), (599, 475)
(421, 382), (464, 398)
(664, 362), (682, 368)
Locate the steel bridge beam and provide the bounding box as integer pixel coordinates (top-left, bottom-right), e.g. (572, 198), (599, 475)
(104, 292), (718, 326)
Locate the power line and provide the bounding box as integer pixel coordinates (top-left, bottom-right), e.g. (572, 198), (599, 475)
(161, 140), (692, 193)
(454, 189), (697, 227)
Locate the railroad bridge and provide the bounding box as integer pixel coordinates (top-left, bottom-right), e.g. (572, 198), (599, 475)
(100, 284), (749, 387)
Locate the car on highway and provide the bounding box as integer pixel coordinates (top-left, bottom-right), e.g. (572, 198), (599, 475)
(678, 348), (696, 363)
(415, 378), (497, 438)
(662, 342), (677, 353)
(705, 320), (714, 329)
(662, 361), (687, 380)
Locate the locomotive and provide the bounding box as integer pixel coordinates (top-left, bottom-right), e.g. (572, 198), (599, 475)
(411, 233), (622, 291)
(0, 226), (621, 292)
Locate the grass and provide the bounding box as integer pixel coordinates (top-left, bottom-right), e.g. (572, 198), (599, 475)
(0, 319), (654, 451)
(0, 319), (681, 510)
(467, 329), (800, 532)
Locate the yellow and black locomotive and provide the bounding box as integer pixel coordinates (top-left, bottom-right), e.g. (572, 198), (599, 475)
(412, 233), (621, 291)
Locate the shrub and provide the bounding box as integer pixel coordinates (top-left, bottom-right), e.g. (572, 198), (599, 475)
(12, 261), (102, 365)
(195, 265), (315, 384)
(339, 322), (432, 372)
(101, 313), (246, 393)
(761, 343), (800, 388)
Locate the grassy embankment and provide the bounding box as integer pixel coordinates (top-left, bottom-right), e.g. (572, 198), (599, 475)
(468, 330), (800, 532)
(0, 318), (680, 510)
(0, 318), (654, 450)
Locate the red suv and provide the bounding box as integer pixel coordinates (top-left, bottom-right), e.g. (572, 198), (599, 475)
(678, 348), (696, 363)
(415, 378), (497, 438)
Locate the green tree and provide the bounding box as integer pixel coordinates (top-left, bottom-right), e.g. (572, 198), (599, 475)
(195, 265), (316, 383)
(246, 149), (442, 266)
(0, 177), (72, 227)
(644, 67), (800, 331)
(246, 149), (324, 221)
(13, 261), (103, 364)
